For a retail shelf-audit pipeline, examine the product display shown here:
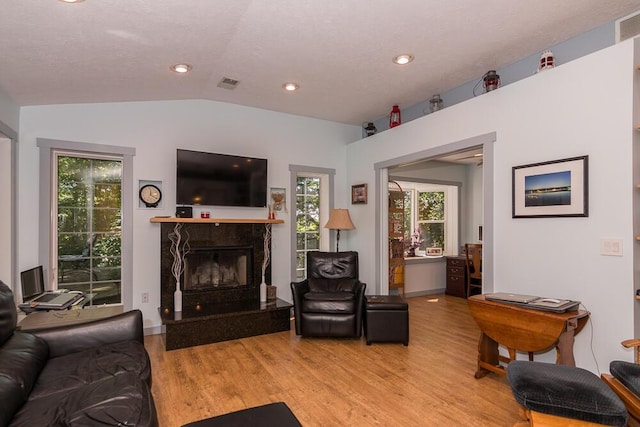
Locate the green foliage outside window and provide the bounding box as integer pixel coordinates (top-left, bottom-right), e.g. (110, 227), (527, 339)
(57, 155), (122, 304)
(295, 177), (321, 280)
(418, 191), (445, 249)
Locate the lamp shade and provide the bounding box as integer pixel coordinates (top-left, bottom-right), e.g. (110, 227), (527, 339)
(324, 209), (355, 230)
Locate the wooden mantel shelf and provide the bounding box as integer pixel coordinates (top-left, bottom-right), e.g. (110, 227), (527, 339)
(150, 217), (284, 224)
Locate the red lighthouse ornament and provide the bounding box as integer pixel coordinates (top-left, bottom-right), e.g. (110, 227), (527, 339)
(389, 105), (401, 128)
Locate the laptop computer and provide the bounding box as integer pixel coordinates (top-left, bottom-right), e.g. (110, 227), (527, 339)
(20, 266), (45, 303)
(485, 292), (580, 313)
(485, 293), (540, 304)
(20, 266), (83, 310)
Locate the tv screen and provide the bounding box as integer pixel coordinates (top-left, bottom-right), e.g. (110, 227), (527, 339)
(176, 149), (267, 207)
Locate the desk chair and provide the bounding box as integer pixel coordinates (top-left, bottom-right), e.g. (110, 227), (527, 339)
(59, 233), (97, 282)
(465, 243), (482, 297)
(601, 339), (640, 426)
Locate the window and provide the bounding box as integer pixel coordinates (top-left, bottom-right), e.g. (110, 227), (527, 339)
(38, 138), (135, 310)
(290, 165), (334, 282)
(398, 181), (458, 256)
(55, 153), (122, 305)
(295, 176), (321, 280)
(417, 190), (446, 249)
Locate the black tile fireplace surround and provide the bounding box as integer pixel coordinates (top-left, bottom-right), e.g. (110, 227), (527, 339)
(156, 220), (291, 350)
(160, 222), (268, 311)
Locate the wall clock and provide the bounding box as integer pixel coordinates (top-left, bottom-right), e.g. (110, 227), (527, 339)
(139, 184), (162, 208)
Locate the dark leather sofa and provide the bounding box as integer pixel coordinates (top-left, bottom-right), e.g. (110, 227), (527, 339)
(291, 251), (366, 338)
(0, 281), (158, 427)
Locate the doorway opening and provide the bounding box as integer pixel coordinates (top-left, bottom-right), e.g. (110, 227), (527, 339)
(374, 132), (495, 296)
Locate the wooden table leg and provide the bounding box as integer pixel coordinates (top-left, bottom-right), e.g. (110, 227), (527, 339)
(475, 332), (500, 378)
(556, 318), (577, 366)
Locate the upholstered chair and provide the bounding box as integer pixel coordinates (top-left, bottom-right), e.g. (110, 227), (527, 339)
(507, 360), (628, 426)
(602, 339), (640, 425)
(290, 251), (366, 338)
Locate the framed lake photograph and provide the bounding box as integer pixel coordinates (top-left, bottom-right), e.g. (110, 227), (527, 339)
(512, 155), (588, 218)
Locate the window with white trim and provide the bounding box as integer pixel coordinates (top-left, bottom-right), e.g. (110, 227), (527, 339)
(397, 181), (458, 256)
(55, 152), (123, 305)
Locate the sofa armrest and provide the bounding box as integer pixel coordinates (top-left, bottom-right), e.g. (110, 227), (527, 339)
(30, 309), (144, 358)
(290, 280), (309, 335)
(354, 281), (366, 336)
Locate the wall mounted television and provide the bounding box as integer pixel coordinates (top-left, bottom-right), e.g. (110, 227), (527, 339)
(176, 149), (268, 207)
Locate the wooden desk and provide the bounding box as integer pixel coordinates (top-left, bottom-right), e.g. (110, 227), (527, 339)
(467, 295), (589, 378)
(445, 256), (467, 298)
(17, 306), (123, 331)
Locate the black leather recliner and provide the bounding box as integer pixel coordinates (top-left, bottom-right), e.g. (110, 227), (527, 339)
(291, 251), (366, 338)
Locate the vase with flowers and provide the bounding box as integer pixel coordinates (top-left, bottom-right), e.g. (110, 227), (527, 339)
(407, 228), (424, 257)
(260, 223), (272, 302)
(168, 223), (190, 312)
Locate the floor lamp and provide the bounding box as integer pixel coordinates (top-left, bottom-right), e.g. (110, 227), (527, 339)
(324, 209), (355, 252)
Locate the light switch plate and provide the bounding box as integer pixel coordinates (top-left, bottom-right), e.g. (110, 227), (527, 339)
(601, 238), (623, 256)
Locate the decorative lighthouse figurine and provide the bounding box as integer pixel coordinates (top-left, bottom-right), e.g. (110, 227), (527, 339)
(389, 105), (401, 128)
(537, 50), (554, 73)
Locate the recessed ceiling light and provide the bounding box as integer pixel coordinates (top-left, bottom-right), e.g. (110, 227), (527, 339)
(170, 64), (192, 74)
(392, 54), (414, 65)
(282, 82), (300, 91)
(58, 0), (85, 3)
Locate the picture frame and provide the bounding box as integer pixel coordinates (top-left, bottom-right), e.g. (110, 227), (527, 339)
(351, 184), (367, 204)
(426, 247), (443, 257)
(512, 155), (588, 218)
(269, 187), (287, 212)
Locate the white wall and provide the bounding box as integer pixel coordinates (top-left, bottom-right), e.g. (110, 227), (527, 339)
(18, 99), (360, 331)
(0, 87), (19, 132)
(347, 40), (635, 373)
(0, 137), (11, 284)
(403, 259), (446, 295)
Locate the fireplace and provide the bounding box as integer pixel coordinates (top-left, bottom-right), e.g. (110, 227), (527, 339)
(159, 222), (269, 312)
(154, 218), (291, 350)
(183, 246), (252, 291)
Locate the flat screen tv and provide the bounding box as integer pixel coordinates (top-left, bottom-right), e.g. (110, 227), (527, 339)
(176, 149), (267, 207)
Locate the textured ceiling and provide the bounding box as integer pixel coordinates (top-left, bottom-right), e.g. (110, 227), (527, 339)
(1, 0), (640, 125)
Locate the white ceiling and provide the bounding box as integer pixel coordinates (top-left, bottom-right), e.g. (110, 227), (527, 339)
(2, 0), (640, 126)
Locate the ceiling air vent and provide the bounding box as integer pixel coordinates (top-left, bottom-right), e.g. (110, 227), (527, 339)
(616, 10), (640, 43)
(217, 77), (240, 90)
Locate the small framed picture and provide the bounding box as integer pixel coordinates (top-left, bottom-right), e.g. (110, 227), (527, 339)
(269, 187), (287, 212)
(351, 184), (367, 204)
(426, 247), (443, 256)
(512, 155), (588, 218)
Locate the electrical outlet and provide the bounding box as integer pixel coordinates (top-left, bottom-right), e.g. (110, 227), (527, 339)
(601, 238), (623, 256)
(141, 292), (149, 303)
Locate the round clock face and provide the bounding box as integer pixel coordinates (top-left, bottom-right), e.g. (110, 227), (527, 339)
(140, 184), (162, 207)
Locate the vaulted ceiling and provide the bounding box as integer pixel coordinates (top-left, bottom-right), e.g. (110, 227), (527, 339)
(2, 1), (640, 125)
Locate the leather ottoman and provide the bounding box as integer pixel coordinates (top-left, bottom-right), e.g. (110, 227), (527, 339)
(364, 295), (409, 345)
(182, 402), (301, 427)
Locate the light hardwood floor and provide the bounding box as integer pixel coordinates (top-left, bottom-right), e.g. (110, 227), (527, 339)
(145, 294), (523, 426)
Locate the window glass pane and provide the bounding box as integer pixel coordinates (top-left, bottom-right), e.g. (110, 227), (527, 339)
(403, 190), (412, 242)
(58, 208), (89, 233)
(296, 176), (321, 280)
(420, 223), (445, 250)
(306, 233), (319, 250)
(305, 178), (319, 195)
(93, 233), (122, 257)
(296, 252), (305, 270)
(418, 191), (445, 221)
(56, 155), (122, 306)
